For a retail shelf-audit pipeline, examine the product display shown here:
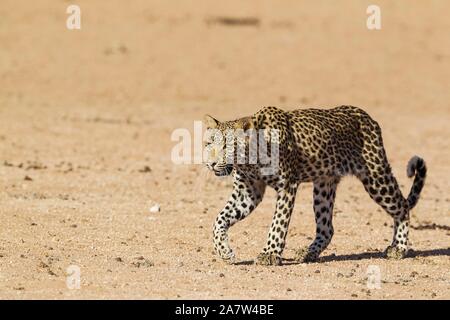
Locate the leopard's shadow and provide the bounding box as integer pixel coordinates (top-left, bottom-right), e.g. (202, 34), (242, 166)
(233, 260), (255, 266)
(282, 247), (450, 265)
(231, 248), (450, 266)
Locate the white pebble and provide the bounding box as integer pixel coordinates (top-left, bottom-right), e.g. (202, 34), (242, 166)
(149, 204), (160, 213)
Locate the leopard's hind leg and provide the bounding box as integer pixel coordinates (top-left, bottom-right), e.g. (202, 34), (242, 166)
(358, 155), (427, 259)
(358, 161), (410, 258)
(351, 117), (411, 258)
(356, 119), (427, 259)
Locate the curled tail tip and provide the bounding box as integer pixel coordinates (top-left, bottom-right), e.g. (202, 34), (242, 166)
(407, 155), (426, 178)
(406, 155), (427, 210)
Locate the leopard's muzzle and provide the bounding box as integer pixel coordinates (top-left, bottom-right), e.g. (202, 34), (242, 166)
(213, 164), (233, 176)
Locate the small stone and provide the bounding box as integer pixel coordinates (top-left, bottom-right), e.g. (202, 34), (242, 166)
(150, 204), (160, 213)
(219, 273), (225, 277)
(131, 257), (154, 268)
(24, 176), (33, 181)
(138, 166), (152, 173)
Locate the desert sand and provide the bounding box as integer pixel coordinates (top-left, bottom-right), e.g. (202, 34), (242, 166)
(0, 0), (449, 299)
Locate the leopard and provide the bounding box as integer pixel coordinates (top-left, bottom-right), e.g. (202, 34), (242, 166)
(203, 105), (427, 265)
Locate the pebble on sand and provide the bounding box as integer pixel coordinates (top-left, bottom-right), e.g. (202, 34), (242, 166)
(150, 204), (160, 213)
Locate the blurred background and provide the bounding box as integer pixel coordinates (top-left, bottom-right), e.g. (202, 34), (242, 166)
(1, 0), (449, 162)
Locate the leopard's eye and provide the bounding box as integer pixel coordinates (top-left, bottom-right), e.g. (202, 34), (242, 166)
(204, 139), (213, 147)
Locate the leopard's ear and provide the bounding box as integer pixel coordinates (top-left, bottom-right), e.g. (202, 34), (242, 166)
(235, 117), (254, 131)
(203, 115), (220, 129)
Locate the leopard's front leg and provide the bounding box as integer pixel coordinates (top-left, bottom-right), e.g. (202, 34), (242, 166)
(256, 183), (298, 266)
(213, 174), (265, 263)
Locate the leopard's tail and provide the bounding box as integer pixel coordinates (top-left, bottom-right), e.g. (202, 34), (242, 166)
(406, 156), (427, 210)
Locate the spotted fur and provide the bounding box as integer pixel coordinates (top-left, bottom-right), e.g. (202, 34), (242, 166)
(204, 106), (427, 265)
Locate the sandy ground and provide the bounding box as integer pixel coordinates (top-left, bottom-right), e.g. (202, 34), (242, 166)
(0, 0), (449, 299)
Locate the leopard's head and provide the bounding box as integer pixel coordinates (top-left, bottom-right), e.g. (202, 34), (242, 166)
(203, 115), (255, 176)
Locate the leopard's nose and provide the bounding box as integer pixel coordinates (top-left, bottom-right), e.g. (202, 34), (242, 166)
(211, 162), (217, 168)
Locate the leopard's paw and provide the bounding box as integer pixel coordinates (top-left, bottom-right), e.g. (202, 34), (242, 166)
(256, 252), (282, 266)
(295, 247), (319, 263)
(217, 249), (236, 264)
(385, 245), (408, 260)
